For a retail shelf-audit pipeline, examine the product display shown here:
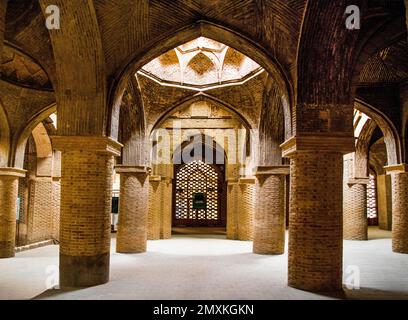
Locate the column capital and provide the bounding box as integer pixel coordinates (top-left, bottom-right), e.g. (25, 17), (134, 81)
(239, 177), (256, 185)
(255, 165), (290, 176)
(280, 134), (355, 158)
(0, 167), (26, 178)
(51, 136), (123, 156)
(115, 165), (150, 175)
(227, 178), (239, 185)
(384, 164), (408, 174)
(149, 175), (161, 182)
(347, 177), (370, 185)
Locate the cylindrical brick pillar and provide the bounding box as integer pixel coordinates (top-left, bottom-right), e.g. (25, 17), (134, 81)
(237, 178), (255, 241)
(391, 171), (408, 253)
(253, 166), (288, 254)
(52, 136), (122, 288)
(0, 168), (26, 258)
(116, 166), (149, 253)
(343, 182), (368, 240)
(288, 152), (343, 291)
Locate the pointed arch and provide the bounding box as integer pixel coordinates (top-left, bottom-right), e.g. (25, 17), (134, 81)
(108, 20), (293, 139)
(355, 98), (402, 166)
(13, 103), (56, 169)
(150, 93), (252, 135)
(40, 0), (106, 136)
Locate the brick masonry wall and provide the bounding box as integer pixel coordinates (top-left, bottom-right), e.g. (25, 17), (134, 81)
(288, 152), (343, 291)
(254, 174), (285, 254)
(26, 178), (60, 243)
(391, 172), (408, 253)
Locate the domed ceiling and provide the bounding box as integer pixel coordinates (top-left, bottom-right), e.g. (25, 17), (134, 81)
(138, 37), (263, 91)
(1, 46), (52, 91)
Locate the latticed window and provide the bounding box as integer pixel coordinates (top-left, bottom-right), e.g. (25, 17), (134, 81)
(367, 173), (378, 225)
(174, 160), (220, 225)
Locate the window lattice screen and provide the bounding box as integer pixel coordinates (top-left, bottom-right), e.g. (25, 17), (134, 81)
(175, 160), (219, 221)
(367, 174), (377, 219)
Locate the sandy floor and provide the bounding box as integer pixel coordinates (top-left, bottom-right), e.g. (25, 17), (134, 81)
(0, 227), (407, 300)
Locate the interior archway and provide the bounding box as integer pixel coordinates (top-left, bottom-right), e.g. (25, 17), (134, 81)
(173, 139), (227, 229)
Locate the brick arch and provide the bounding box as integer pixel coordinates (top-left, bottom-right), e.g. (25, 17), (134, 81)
(296, 1), (365, 105)
(351, 17), (406, 86)
(258, 75), (290, 167)
(150, 93), (252, 134)
(355, 99), (402, 166)
(108, 20), (293, 139)
(0, 98), (10, 167)
(354, 117), (377, 177)
(39, 0), (106, 136)
(117, 78), (147, 167)
(13, 103), (56, 169)
(172, 133), (227, 166)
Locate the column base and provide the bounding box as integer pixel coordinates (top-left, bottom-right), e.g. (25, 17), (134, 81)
(60, 253), (110, 288)
(0, 241), (15, 258)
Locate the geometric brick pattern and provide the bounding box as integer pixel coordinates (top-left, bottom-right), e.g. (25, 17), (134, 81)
(174, 160), (219, 223)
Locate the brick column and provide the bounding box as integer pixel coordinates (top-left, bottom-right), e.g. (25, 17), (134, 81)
(343, 178), (369, 240)
(52, 136), (121, 287)
(0, 168), (26, 258)
(148, 176), (161, 240)
(386, 164), (408, 253)
(116, 166), (149, 253)
(253, 166), (289, 254)
(226, 179), (239, 239)
(282, 136), (353, 292)
(226, 178), (255, 241)
(148, 175), (173, 240)
(237, 178), (255, 241)
(160, 176), (173, 239)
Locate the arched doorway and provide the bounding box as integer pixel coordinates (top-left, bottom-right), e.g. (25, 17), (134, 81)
(172, 137), (227, 229)
(173, 160), (226, 227)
